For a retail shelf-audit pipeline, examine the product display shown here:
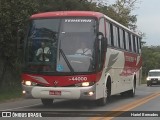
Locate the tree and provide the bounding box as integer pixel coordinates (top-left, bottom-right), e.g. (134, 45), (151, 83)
(0, 0), (39, 88)
(108, 0), (139, 29)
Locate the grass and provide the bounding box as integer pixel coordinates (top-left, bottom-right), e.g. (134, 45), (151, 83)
(0, 86), (22, 103)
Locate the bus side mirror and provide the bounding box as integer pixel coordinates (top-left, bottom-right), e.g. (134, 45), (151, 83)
(97, 32), (107, 52)
(97, 32), (104, 40)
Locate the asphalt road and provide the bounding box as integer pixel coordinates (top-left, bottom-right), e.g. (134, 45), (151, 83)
(0, 84), (160, 120)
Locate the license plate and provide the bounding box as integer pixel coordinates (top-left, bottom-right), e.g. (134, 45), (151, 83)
(152, 81), (157, 83)
(49, 90), (61, 95)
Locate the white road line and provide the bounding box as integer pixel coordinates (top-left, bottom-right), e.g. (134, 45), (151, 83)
(0, 103), (41, 111)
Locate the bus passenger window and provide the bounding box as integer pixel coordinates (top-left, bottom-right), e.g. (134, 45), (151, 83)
(136, 37), (140, 53)
(117, 27), (120, 48)
(113, 25), (118, 47)
(99, 18), (105, 36)
(123, 30), (126, 50)
(128, 33), (132, 52)
(106, 21), (111, 45)
(125, 32), (129, 51)
(119, 29), (124, 49)
(135, 36), (138, 53)
(110, 23), (114, 46)
(132, 35), (136, 52)
(139, 38), (142, 53)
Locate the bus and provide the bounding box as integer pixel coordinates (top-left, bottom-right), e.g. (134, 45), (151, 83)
(22, 11), (142, 106)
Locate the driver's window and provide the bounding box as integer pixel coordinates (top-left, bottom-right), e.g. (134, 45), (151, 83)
(98, 18), (105, 70)
(99, 18), (105, 36)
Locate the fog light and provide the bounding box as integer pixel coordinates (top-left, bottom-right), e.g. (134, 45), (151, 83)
(89, 91), (94, 96)
(84, 91), (94, 96)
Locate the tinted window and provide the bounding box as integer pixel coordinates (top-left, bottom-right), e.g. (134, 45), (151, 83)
(117, 27), (120, 48)
(119, 29), (124, 49)
(113, 25), (118, 47)
(125, 32), (129, 50)
(123, 30), (126, 49)
(110, 23), (114, 46)
(128, 33), (132, 51)
(106, 21), (111, 45)
(132, 35), (136, 52)
(99, 18), (105, 35)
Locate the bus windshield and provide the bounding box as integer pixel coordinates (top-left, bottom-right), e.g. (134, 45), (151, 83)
(25, 18), (97, 74)
(148, 71), (160, 76)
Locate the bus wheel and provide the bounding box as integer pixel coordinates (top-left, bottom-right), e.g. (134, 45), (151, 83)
(96, 85), (110, 106)
(41, 99), (54, 106)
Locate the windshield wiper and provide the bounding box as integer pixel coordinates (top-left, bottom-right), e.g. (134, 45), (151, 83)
(59, 49), (74, 73)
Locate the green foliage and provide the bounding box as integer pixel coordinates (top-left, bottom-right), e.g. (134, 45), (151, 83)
(0, 0), (38, 59)
(34, 0), (95, 12)
(107, 0), (138, 29)
(0, 0), (39, 87)
(0, 84), (22, 102)
(142, 46), (160, 77)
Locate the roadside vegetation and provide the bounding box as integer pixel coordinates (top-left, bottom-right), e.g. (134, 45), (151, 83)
(0, 0), (158, 101)
(0, 86), (22, 102)
(142, 46), (160, 81)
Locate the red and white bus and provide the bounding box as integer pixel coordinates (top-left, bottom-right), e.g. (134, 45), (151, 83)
(22, 11), (142, 106)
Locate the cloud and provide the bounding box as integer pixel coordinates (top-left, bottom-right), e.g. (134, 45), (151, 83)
(137, 15), (160, 45)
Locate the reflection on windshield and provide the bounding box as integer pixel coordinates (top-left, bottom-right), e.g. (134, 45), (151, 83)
(149, 72), (160, 76)
(25, 18), (96, 73)
(57, 32), (95, 72)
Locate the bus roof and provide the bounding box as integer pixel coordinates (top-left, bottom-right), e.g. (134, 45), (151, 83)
(31, 11), (103, 19)
(30, 11), (141, 37)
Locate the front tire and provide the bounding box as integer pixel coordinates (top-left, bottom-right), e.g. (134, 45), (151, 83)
(41, 99), (54, 106)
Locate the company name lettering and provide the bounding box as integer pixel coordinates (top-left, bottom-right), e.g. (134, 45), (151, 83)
(125, 56), (135, 62)
(65, 19), (92, 23)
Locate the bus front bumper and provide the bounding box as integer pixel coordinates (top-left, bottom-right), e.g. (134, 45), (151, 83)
(22, 85), (96, 100)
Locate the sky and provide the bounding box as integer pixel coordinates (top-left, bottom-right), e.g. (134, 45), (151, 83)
(135, 0), (160, 46)
(107, 0), (160, 46)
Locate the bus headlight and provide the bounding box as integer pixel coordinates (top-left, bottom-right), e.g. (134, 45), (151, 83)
(75, 82), (95, 87)
(82, 82), (90, 87)
(22, 80), (37, 86)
